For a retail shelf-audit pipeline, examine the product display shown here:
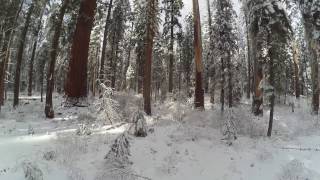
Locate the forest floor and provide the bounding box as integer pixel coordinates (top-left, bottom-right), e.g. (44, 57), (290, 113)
(1, 92), (320, 180)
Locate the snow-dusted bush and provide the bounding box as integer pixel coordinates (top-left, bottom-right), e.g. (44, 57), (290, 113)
(76, 124), (92, 136)
(22, 162), (43, 180)
(131, 111), (147, 137)
(43, 151), (56, 161)
(99, 133), (140, 180)
(95, 84), (122, 124)
(221, 108), (237, 145)
(105, 133), (131, 165)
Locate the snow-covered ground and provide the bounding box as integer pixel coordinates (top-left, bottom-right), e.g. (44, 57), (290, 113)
(1, 93), (320, 180)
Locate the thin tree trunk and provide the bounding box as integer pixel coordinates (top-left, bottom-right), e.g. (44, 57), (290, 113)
(13, 2), (34, 107)
(99, 0), (113, 82)
(65, 0), (97, 99)
(267, 45), (275, 137)
(28, 15), (43, 96)
(220, 57), (225, 111)
(143, 0), (157, 115)
(245, 15), (251, 99)
(45, 0), (69, 118)
(193, 0), (204, 109)
(168, 1), (174, 93)
(207, 0), (215, 104)
(227, 53), (232, 108)
(293, 42), (300, 99)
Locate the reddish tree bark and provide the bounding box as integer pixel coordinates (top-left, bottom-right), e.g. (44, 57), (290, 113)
(143, 0), (158, 115)
(193, 0), (204, 109)
(45, 0), (69, 118)
(65, 0), (97, 99)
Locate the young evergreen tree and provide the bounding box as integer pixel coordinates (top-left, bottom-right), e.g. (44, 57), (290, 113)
(162, 0), (183, 93)
(212, 0), (238, 111)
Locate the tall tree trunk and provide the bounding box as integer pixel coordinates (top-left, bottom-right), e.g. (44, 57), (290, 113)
(13, 2), (34, 107)
(28, 15), (43, 96)
(207, 0), (215, 104)
(99, 0), (113, 82)
(292, 42), (300, 99)
(122, 46), (131, 90)
(143, 0), (157, 115)
(45, 0), (69, 118)
(193, 0), (204, 109)
(220, 57), (225, 111)
(227, 53), (232, 108)
(245, 14), (251, 99)
(168, 0), (174, 93)
(267, 44), (275, 137)
(65, 0), (97, 99)
(111, 44), (119, 89)
(252, 33), (263, 116)
(304, 19), (319, 114)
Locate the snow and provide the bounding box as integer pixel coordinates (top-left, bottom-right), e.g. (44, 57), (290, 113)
(1, 93), (320, 179)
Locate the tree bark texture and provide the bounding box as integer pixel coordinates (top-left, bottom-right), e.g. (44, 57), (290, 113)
(65, 0), (97, 98)
(193, 0), (204, 109)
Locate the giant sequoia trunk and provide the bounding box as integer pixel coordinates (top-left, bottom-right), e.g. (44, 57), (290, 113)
(99, 0), (113, 82)
(45, 0), (69, 118)
(13, 2), (34, 107)
(65, 0), (96, 99)
(193, 0), (204, 109)
(143, 0), (157, 115)
(28, 15), (43, 96)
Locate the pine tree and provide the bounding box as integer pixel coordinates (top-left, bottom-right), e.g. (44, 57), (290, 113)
(212, 0), (238, 110)
(108, 0), (131, 89)
(180, 14), (194, 96)
(162, 0), (183, 93)
(295, 0), (320, 114)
